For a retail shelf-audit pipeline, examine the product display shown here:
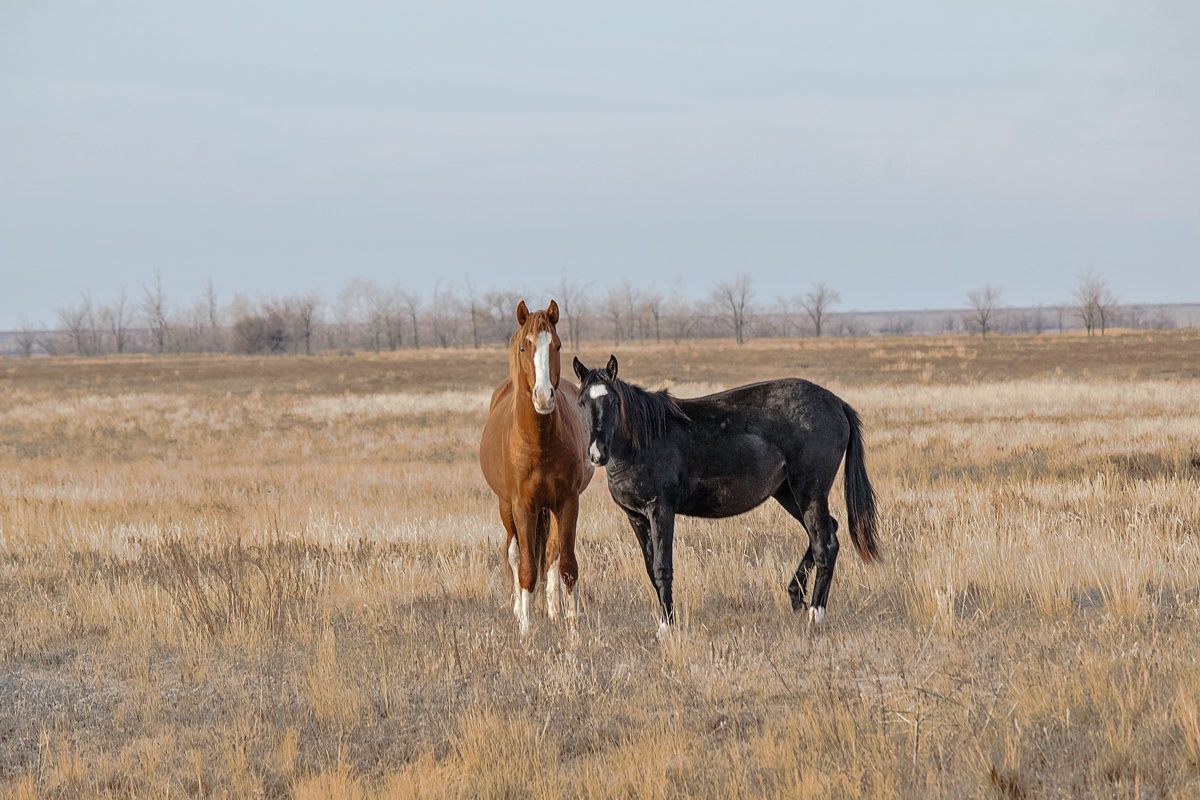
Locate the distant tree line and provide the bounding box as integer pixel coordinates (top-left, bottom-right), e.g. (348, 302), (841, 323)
(963, 269), (1145, 339)
(8, 268), (1187, 358)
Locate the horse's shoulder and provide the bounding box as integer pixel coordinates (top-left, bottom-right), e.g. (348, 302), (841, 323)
(488, 379), (514, 412)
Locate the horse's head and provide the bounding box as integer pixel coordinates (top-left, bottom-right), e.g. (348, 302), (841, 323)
(510, 300), (563, 415)
(572, 354), (620, 466)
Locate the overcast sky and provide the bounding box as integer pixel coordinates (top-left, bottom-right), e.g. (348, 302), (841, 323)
(2, 1), (1198, 330)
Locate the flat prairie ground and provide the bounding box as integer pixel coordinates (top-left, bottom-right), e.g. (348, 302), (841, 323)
(2, 331), (1200, 799)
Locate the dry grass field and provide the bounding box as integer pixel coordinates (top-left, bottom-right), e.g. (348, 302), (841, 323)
(2, 330), (1200, 798)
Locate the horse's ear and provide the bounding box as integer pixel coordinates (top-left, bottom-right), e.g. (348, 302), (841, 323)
(516, 301), (529, 325)
(573, 356), (587, 382)
(606, 355), (618, 380)
(547, 300), (559, 325)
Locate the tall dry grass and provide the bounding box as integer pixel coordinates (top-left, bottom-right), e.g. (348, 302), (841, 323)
(2, 331), (1199, 798)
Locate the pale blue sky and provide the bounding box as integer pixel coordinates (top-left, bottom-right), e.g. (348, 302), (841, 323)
(2, 1), (1198, 329)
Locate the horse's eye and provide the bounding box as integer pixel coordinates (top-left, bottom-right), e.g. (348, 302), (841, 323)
(519, 346), (525, 353)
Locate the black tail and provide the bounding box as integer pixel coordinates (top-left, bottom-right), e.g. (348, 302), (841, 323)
(842, 402), (879, 562)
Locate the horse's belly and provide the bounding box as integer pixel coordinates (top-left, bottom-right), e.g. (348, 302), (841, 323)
(676, 451), (786, 518)
(678, 480), (775, 518)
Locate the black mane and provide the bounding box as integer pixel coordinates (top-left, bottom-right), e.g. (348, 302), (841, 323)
(612, 378), (690, 449)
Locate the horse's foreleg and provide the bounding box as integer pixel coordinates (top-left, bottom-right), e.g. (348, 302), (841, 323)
(544, 531), (562, 621)
(553, 498), (581, 621)
(622, 508), (655, 592)
(513, 505), (541, 636)
(649, 506), (677, 626)
(499, 501), (521, 618)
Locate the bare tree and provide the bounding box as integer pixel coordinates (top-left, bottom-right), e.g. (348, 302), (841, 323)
(54, 293), (104, 355)
(142, 270), (170, 353)
(429, 281), (456, 347)
(201, 279), (224, 351)
(479, 290), (523, 343)
(1073, 269), (1117, 336)
(642, 288), (664, 344)
(287, 293), (322, 355)
(711, 273), (753, 345)
(965, 285), (1002, 339)
(334, 279), (377, 350)
(462, 277), (486, 349)
(399, 290), (422, 349)
(774, 296), (797, 338)
(101, 289), (133, 354)
(556, 271), (590, 351)
(231, 307), (289, 354)
(1030, 304), (1047, 335)
(621, 283), (642, 341)
(801, 282), (841, 338)
(665, 279), (694, 344)
(376, 290), (405, 351)
(15, 321), (37, 358)
(880, 314), (913, 336)
(602, 283), (629, 344)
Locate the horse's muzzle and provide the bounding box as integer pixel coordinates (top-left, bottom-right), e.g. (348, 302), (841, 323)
(532, 387), (556, 415)
(588, 441), (608, 466)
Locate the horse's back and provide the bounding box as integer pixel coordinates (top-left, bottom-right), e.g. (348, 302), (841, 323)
(683, 379), (846, 432)
(676, 378), (851, 478)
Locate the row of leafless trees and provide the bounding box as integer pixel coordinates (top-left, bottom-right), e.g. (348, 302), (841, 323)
(19, 272), (838, 356)
(964, 269), (1130, 339)
(10, 269), (1178, 357)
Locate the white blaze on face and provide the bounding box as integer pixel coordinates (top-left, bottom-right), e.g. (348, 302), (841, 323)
(587, 384), (608, 399)
(530, 331), (555, 414)
(589, 442), (603, 463)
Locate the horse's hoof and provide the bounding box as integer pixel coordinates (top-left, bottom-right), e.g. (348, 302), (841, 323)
(808, 606), (825, 625)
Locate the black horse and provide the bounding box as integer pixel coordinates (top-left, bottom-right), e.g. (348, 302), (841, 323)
(573, 355), (878, 626)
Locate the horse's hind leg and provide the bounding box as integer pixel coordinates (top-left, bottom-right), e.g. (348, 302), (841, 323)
(552, 497), (581, 621)
(773, 487), (814, 611)
(802, 497), (839, 624)
(775, 485), (840, 622)
(789, 545), (815, 612)
(542, 511), (563, 620)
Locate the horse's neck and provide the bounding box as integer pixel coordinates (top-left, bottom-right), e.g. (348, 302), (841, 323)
(511, 383), (563, 444)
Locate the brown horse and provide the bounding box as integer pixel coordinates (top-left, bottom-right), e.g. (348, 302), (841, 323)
(478, 300), (594, 635)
